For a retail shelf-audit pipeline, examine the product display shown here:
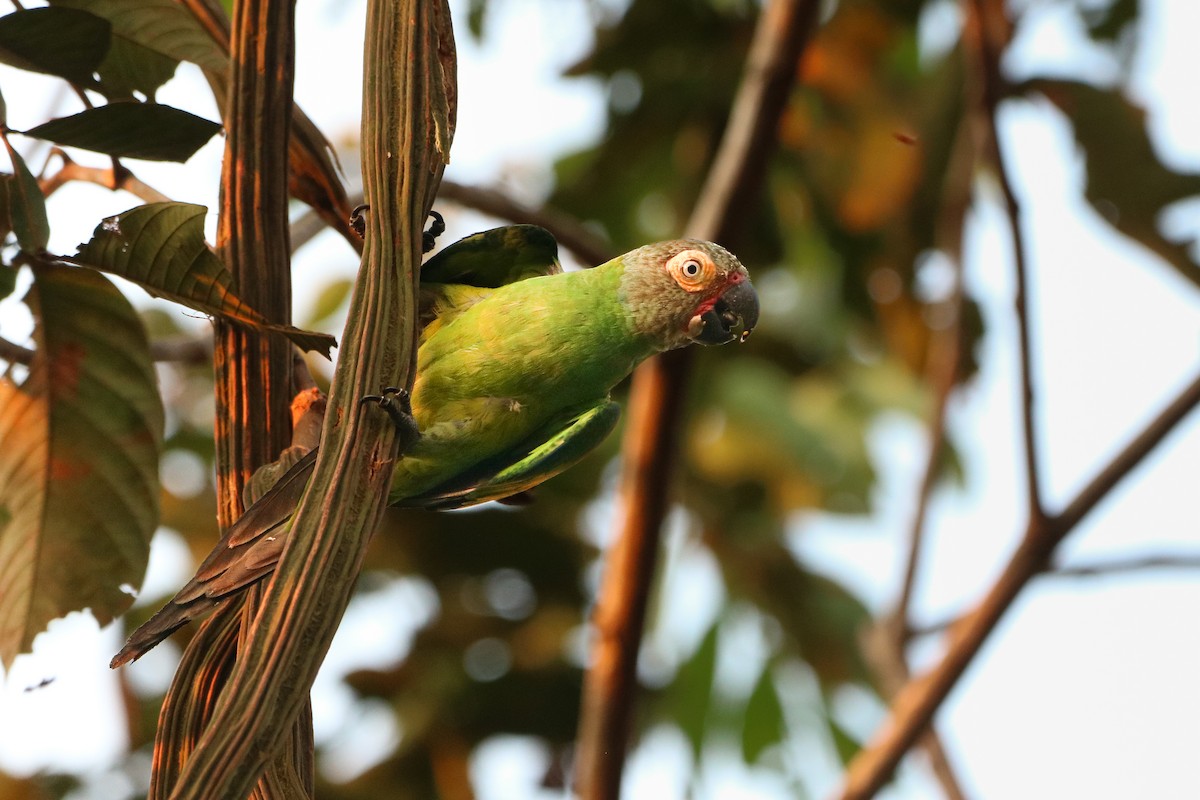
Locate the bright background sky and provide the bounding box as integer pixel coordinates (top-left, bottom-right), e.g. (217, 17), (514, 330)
(1, 1), (1199, 798)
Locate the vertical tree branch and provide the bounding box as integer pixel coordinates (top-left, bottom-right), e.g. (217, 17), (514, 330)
(159, 2), (455, 798)
(872, 72), (981, 800)
(152, 0), (299, 796)
(574, 2), (820, 797)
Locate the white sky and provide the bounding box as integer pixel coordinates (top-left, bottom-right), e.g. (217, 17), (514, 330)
(1, 1), (1199, 798)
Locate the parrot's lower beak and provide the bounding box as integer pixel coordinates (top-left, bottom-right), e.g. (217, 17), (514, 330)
(690, 279), (759, 345)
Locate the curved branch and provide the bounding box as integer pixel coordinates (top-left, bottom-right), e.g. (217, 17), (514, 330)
(839, 369), (1200, 800)
(291, 182), (615, 268)
(1, 334), (212, 366)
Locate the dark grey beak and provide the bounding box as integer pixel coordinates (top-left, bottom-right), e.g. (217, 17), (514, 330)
(692, 279), (759, 345)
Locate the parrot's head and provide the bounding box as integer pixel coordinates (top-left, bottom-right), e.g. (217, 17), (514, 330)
(619, 239), (759, 350)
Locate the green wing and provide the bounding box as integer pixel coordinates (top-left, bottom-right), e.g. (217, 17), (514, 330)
(419, 224), (562, 337)
(421, 224), (561, 287)
(397, 399), (620, 510)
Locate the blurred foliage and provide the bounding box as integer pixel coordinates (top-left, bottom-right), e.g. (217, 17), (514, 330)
(2, 0), (1195, 797)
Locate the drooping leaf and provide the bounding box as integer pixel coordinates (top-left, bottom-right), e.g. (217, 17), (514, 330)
(302, 277), (353, 331)
(666, 619), (720, 761)
(74, 202), (336, 355)
(741, 665), (786, 763)
(0, 264), (15, 302)
(49, 0), (227, 72)
(21, 103), (221, 163)
(0, 263), (162, 668)
(0, 7), (111, 85)
(93, 36), (179, 101)
(1083, 0), (1140, 42)
(1023, 78), (1200, 289)
(2, 136), (50, 252)
(825, 706), (862, 765)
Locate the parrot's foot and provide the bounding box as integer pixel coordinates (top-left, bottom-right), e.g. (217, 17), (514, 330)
(361, 386), (421, 452)
(422, 210), (446, 253)
(350, 203), (370, 238)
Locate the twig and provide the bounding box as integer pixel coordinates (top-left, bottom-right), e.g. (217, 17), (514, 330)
(438, 180), (613, 266)
(911, 551), (1200, 640)
(38, 149), (173, 204)
(971, 0), (1043, 520)
(1051, 554), (1200, 578)
(1, 334), (212, 366)
(838, 368), (1200, 800)
(881, 253), (970, 800)
(291, 182), (615, 268)
(573, 2), (821, 798)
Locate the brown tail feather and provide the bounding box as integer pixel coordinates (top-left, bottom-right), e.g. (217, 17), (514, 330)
(109, 450), (318, 668)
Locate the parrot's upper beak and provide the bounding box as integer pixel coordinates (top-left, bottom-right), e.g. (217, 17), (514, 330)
(691, 278), (759, 345)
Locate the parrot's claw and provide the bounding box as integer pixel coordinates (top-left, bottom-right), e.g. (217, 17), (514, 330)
(350, 204), (370, 238)
(422, 210), (446, 254)
(361, 386), (421, 452)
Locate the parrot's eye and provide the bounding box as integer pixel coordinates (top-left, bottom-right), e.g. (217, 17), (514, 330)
(667, 249), (716, 291)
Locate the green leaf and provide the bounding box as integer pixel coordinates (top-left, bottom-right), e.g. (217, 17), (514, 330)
(21, 103), (220, 163)
(93, 35), (179, 101)
(74, 202), (336, 356)
(1022, 78), (1200, 290)
(0, 263), (163, 668)
(826, 710), (861, 765)
(3, 137), (50, 252)
(1083, 0), (1139, 42)
(49, 0), (227, 72)
(0, 8), (111, 85)
(302, 277), (353, 331)
(0, 263), (16, 302)
(668, 620), (720, 760)
(741, 665), (786, 763)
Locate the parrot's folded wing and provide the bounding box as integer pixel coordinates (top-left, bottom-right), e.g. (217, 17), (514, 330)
(399, 399), (621, 510)
(110, 448), (319, 668)
(421, 224), (561, 287)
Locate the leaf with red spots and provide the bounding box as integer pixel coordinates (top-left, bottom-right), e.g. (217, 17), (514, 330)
(0, 264), (163, 668)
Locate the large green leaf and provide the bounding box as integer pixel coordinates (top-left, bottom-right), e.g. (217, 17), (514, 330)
(1023, 78), (1200, 290)
(2, 136), (50, 252)
(666, 620), (719, 761)
(0, 264), (163, 668)
(74, 202), (336, 356)
(741, 665), (786, 763)
(93, 36), (179, 101)
(0, 7), (111, 85)
(21, 103), (220, 163)
(50, 0), (227, 72)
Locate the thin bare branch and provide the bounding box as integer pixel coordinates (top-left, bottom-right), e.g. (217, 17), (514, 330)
(574, 2), (821, 797)
(38, 149), (173, 204)
(838, 368), (1200, 800)
(291, 182), (615, 268)
(911, 551), (1200, 640)
(970, 0), (1043, 520)
(1, 334), (212, 366)
(1051, 554), (1200, 578)
(437, 180), (613, 266)
(881, 257), (970, 800)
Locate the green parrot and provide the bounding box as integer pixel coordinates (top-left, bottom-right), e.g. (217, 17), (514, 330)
(111, 225), (758, 667)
